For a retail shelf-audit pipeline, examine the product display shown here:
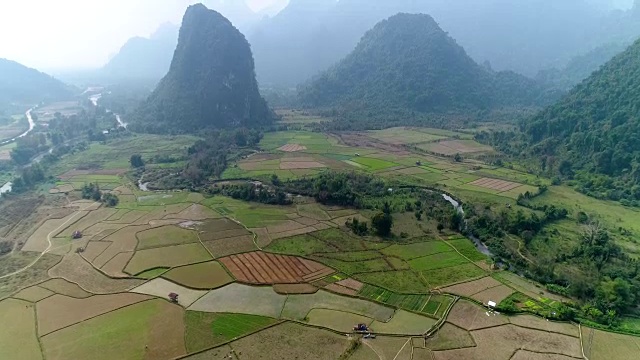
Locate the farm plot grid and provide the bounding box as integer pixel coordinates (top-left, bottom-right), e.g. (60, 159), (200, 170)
(359, 284), (451, 318)
(219, 251), (334, 284)
(468, 177), (522, 192)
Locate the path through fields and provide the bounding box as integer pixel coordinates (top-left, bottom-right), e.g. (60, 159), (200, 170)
(0, 201), (99, 280)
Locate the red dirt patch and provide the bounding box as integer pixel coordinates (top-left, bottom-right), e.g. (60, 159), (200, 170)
(219, 251), (334, 285)
(280, 161), (326, 170)
(336, 278), (364, 292)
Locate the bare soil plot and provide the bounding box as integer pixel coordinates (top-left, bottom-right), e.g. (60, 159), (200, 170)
(231, 322), (350, 360)
(22, 211), (88, 252)
(188, 283), (287, 318)
(307, 308), (373, 332)
(130, 278), (206, 307)
(49, 254), (143, 293)
(162, 261), (233, 289)
(101, 251), (134, 277)
(441, 276), (502, 297)
(164, 204), (221, 221)
(41, 299), (186, 360)
(36, 293), (151, 335)
(273, 283), (318, 294)
(582, 327), (640, 360)
(278, 144), (307, 152)
(196, 218), (246, 241)
(509, 315), (579, 337)
(0, 299), (42, 360)
(269, 226), (318, 240)
(325, 283), (358, 296)
(372, 310), (437, 335)
(202, 235), (257, 257)
(181, 344), (234, 360)
(348, 343), (381, 360)
(124, 243), (212, 275)
(421, 140), (493, 155)
(280, 161), (326, 170)
(471, 285), (515, 305)
(446, 300), (509, 331)
(136, 225), (199, 250)
(337, 278), (364, 291)
(219, 251), (334, 284)
(434, 324), (582, 360)
(468, 177), (522, 192)
(252, 227), (273, 248)
(510, 350), (577, 360)
(56, 208), (118, 238)
(281, 289), (394, 321)
(81, 241), (111, 262)
(93, 225), (149, 268)
(39, 278), (92, 298)
(266, 220), (307, 234)
(363, 336), (412, 360)
(424, 323), (476, 351)
(297, 203), (331, 221)
(12, 285), (55, 302)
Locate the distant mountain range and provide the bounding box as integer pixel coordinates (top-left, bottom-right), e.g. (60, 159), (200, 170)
(298, 13), (553, 127)
(251, 0), (640, 87)
(0, 58), (74, 108)
(130, 4), (273, 133)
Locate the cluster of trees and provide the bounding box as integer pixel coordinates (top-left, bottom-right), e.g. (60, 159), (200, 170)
(182, 128), (262, 186)
(213, 182), (292, 206)
(81, 183), (119, 207)
(10, 164), (45, 193)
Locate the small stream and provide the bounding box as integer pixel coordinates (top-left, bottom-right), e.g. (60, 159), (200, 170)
(442, 193), (492, 256)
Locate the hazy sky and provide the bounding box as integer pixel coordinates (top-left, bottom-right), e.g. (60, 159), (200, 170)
(0, 0), (287, 71)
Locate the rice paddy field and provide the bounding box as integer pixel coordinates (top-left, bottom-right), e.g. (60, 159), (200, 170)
(1, 121), (639, 359)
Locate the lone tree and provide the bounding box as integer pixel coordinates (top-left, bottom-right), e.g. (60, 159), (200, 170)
(372, 212), (393, 237)
(130, 154), (145, 168)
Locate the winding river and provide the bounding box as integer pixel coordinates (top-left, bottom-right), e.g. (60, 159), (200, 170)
(0, 107), (36, 147)
(89, 92), (127, 128)
(442, 193), (492, 256)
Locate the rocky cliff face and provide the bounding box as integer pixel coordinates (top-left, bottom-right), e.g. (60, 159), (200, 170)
(131, 3), (272, 133)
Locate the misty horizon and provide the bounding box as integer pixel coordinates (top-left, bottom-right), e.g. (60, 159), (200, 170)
(0, 0), (635, 72)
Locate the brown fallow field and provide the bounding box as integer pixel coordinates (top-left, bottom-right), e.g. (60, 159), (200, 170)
(219, 251), (334, 284)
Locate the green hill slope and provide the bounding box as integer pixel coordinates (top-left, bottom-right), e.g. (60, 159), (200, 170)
(298, 13), (553, 128)
(524, 39), (640, 204)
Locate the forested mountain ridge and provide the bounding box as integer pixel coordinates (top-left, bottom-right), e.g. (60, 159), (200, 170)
(523, 38), (640, 204)
(298, 13), (553, 125)
(0, 58), (74, 107)
(130, 4), (273, 133)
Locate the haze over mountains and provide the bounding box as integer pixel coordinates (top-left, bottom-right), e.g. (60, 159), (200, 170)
(130, 4), (273, 133)
(0, 59), (73, 108)
(298, 13), (553, 126)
